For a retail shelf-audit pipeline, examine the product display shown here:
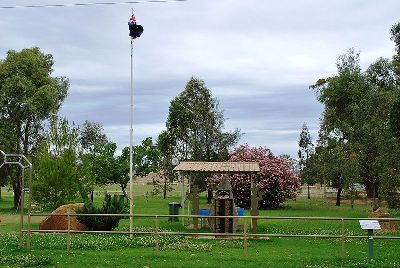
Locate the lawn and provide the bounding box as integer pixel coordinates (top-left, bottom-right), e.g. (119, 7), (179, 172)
(1, 188), (400, 267)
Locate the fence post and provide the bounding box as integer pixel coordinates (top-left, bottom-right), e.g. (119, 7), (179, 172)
(341, 218), (346, 257)
(155, 216), (159, 256)
(244, 218), (248, 258)
(67, 212), (71, 250)
(27, 210), (31, 250)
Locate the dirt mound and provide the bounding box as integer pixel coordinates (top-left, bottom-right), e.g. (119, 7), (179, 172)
(39, 203), (87, 231)
(369, 208), (398, 232)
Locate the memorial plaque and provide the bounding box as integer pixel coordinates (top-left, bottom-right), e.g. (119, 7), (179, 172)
(359, 220), (381, 230)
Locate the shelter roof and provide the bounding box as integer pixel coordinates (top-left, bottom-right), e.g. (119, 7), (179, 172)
(173, 161), (259, 174)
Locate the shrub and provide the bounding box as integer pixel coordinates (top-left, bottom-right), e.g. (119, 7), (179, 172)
(207, 145), (301, 209)
(386, 192), (400, 210)
(33, 148), (79, 210)
(76, 194), (126, 231)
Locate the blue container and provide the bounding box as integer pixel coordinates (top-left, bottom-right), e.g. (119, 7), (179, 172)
(199, 209), (210, 226)
(237, 207), (244, 216)
(199, 209), (210, 216)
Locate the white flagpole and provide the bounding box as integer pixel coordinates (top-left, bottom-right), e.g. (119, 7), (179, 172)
(129, 8), (134, 239)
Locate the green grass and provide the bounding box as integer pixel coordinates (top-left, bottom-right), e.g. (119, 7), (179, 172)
(1, 233), (400, 267)
(1, 189), (400, 267)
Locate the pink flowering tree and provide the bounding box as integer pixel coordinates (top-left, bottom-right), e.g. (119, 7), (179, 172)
(206, 145), (301, 209)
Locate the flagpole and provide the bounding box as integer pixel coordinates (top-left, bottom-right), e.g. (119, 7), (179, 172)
(129, 8), (134, 239)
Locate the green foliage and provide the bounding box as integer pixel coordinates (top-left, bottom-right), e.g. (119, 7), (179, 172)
(121, 137), (161, 177)
(80, 137), (159, 198)
(76, 194), (126, 231)
(391, 22), (400, 75)
(76, 120), (110, 201)
(164, 77), (240, 161)
(310, 25), (400, 208)
(298, 123), (314, 186)
(161, 77), (240, 194)
(0, 47), (69, 208)
(154, 131), (178, 198)
(83, 143), (126, 186)
(386, 192), (400, 210)
(32, 116), (80, 210)
(389, 97), (400, 138)
(80, 120), (109, 153)
(33, 148), (79, 210)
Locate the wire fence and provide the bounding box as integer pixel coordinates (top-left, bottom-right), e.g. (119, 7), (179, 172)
(22, 213), (400, 257)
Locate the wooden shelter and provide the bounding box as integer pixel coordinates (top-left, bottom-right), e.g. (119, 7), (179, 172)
(173, 161), (260, 226)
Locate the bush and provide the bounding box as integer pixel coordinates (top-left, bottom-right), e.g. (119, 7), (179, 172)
(33, 148), (79, 210)
(386, 192), (400, 210)
(207, 145), (301, 209)
(76, 194), (126, 231)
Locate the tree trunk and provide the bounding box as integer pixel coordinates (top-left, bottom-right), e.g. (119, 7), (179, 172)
(366, 183), (375, 198)
(307, 183), (310, 199)
(365, 179), (379, 199)
(77, 182), (89, 203)
(207, 189), (212, 203)
(13, 123), (22, 209)
(366, 181), (380, 211)
(336, 187), (342, 206)
(121, 183), (128, 199)
(163, 178), (167, 199)
(372, 184), (380, 211)
(0, 186), (2, 200)
(90, 191), (94, 202)
(12, 175), (22, 209)
(350, 192), (354, 209)
(23, 120), (31, 156)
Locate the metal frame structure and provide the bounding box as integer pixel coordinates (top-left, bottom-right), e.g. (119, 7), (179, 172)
(0, 150), (33, 248)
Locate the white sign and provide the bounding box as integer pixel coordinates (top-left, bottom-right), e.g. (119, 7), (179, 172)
(359, 220), (381, 230)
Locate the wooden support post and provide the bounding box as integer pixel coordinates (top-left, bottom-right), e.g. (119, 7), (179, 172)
(251, 185), (263, 233)
(341, 219), (346, 257)
(250, 176), (253, 230)
(67, 212), (71, 250)
(181, 176), (185, 226)
(244, 218), (248, 258)
(188, 185), (200, 231)
(155, 216), (159, 256)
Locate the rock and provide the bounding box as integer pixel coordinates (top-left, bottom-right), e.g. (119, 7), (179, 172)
(368, 208), (398, 232)
(39, 203), (87, 231)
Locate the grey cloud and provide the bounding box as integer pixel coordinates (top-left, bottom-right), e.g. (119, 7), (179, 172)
(1, 0), (400, 158)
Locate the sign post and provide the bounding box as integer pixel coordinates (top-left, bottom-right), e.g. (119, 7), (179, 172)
(359, 220), (381, 260)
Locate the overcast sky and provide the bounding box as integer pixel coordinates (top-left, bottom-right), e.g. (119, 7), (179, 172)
(1, 0), (400, 158)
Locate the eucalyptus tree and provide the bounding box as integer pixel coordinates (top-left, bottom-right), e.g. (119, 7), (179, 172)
(310, 23), (400, 209)
(161, 77), (241, 201)
(156, 130), (178, 199)
(79, 120), (110, 201)
(80, 120), (109, 153)
(298, 123), (314, 199)
(0, 47), (69, 208)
